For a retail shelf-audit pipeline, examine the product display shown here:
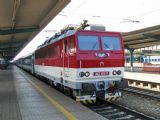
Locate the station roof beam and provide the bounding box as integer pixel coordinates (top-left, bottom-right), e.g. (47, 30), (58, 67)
(0, 27), (39, 35)
(122, 25), (160, 70)
(0, 0), (70, 60)
(122, 25), (160, 49)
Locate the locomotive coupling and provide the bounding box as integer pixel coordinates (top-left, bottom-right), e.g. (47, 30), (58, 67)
(97, 81), (105, 89)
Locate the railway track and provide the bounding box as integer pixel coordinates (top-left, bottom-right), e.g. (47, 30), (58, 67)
(84, 101), (156, 120)
(40, 75), (158, 119)
(21, 69), (158, 119)
(37, 80), (159, 120)
(122, 87), (160, 100)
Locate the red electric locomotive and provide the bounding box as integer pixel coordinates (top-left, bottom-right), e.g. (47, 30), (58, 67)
(20, 21), (126, 103)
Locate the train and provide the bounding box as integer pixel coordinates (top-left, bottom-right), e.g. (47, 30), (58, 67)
(143, 56), (160, 65)
(125, 55), (160, 65)
(0, 57), (9, 69)
(16, 21), (127, 103)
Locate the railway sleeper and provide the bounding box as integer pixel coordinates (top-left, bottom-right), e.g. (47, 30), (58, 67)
(104, 111), (127, 119)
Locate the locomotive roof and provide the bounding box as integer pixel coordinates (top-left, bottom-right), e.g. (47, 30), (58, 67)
(37, 28), (121, 50)
(36, 22), (121, 50)
(37, 30), (77, 50)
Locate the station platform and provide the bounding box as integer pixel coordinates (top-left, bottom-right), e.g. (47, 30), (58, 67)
(124, 71), (160, 84)
(0, 66), (107, 120)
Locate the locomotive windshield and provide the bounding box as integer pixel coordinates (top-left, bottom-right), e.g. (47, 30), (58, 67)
(78, 35), (100, 50)
(78, 35), (121, 51)
(102, 36), (121, 50)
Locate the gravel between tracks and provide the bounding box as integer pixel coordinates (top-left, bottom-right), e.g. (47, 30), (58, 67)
(114, 91), (160, 119)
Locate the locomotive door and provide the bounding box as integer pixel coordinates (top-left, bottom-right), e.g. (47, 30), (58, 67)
(63, 39), (69, 77)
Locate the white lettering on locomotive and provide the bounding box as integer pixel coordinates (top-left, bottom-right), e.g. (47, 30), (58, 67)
(93, 71), (110, 76)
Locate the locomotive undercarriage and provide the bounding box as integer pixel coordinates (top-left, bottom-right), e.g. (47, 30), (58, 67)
(96, 82), (122, 102)
(96, 89), (121, 102)
(73, 83), (97, 103)
(37, 72), (124, 104)
(72, 89), (121, 103)
(71, 81), (122, 103)
(75, 91), (96, 104)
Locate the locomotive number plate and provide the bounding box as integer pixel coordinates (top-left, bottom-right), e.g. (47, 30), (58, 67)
(93, 71), (110, 76)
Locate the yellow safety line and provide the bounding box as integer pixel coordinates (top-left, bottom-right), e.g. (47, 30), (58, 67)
(20, 70), (77, 120)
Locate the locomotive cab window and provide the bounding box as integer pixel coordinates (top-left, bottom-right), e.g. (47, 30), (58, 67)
(78, 35), (100, 50)
(70, 39), (75, 52)
(102, 36), (121, 50)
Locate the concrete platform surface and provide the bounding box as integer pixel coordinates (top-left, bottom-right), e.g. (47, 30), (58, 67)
(0, 66), (107, 120)
(124, 71), (160, 83)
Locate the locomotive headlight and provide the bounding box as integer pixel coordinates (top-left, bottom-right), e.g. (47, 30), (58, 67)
(97, 52), (106, 58)
(79, 72), (85, 77)
(116, 70), (121, 75)
(85, 71), (90, 77)
(112, 70), (117, 75)
(112, 70), (122, 75)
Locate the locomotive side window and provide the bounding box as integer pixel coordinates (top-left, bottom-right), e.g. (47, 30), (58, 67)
(64, 40), (68, 53)
(24, 59), (31, 65)
(47, 48), (52, 58)
(78, 35), (99, 50)
(70, 39), (75, 52)
(47, 46), (60, 58)
(102, 36), (121, 50)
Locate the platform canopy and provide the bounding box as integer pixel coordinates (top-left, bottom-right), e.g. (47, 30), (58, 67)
(122, 25), (160, 49)
(0, 0), (70, 60)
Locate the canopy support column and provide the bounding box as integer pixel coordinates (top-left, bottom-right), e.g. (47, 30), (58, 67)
(129, 48), (135, 71)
